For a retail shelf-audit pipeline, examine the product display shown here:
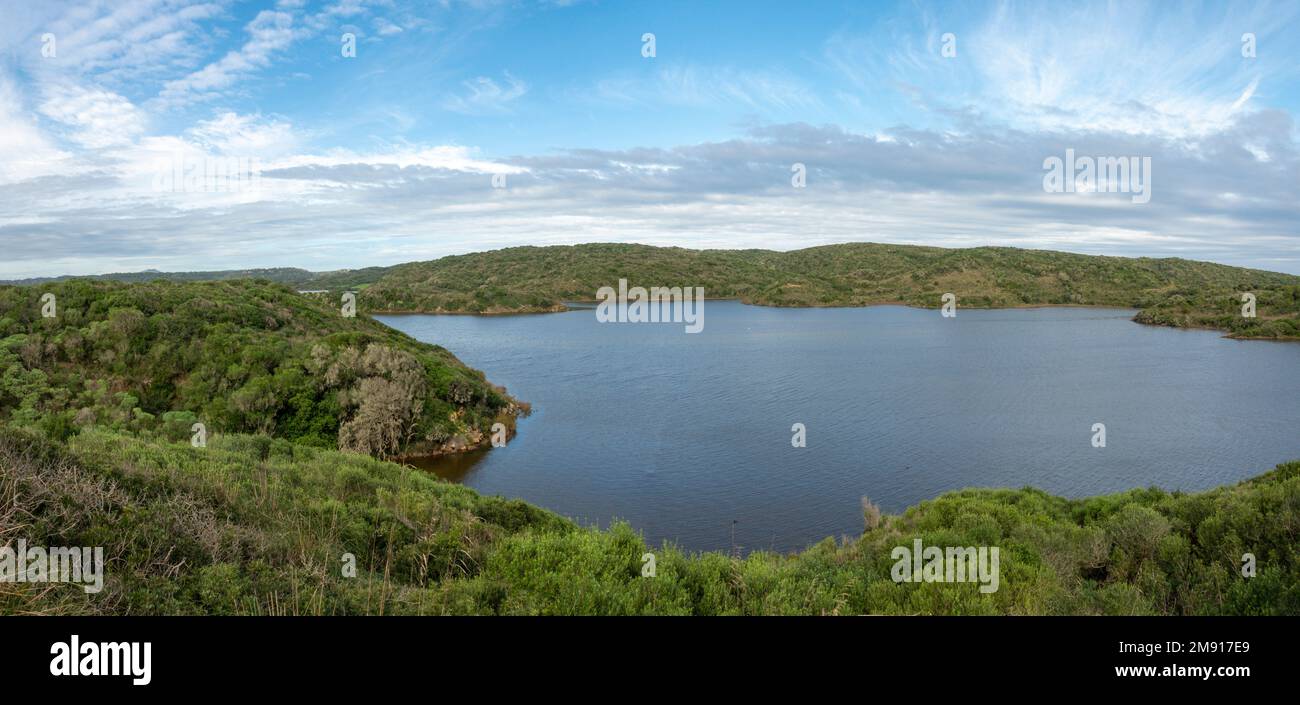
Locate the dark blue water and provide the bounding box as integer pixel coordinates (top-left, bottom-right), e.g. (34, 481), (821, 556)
(378, 303), (1300, 554)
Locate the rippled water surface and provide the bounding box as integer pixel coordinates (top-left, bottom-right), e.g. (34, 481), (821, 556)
(379, 303), (1300, 553)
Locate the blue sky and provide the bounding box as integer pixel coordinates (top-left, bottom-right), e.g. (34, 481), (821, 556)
(1, 0), (1299, 278)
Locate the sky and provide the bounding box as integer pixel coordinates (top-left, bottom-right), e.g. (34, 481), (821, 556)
(1, 0), (1298, 278)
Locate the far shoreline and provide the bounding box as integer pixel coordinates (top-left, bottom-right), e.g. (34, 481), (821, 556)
(371, 299), (1299, 341)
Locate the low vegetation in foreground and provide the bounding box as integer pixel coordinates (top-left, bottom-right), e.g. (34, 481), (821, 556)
(3, 425), (1296, 616)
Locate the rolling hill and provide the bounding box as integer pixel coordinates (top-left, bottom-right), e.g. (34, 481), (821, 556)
(6, 243), (1298, 338)
(357, 243), (1300, 338)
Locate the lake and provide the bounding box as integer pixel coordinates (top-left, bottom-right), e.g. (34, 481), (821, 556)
(378, 303), (1300, 554)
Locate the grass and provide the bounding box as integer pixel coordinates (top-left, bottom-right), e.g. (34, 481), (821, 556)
(4, 426), (1296, 615)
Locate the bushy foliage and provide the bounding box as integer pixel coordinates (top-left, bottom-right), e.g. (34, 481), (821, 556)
(3, 427), (1295, 615)
(356, 243), (1300, 338)
(1135, 285), (1300, 339)
(9, 244), (1296, 337)
(0, 280), (518, 457)
(0, 266), (387, 290)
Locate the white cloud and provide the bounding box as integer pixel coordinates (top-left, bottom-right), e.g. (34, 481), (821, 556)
(39, 82), (148, 148)
(442, 72), (528, 114)
(374, 17), (403, 35)
(267, 144), (526, 174)
(0, 72), (74, 183)
(21, 0), (227, 85)
(4, 115), (1298, 279)
(154, 10), (297, 108)
(821, 0), (1300, 140)
(188, 112), (300, 156)
(966, 4), (1265, 138)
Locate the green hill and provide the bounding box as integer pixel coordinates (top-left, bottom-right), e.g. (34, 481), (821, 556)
(9, 243), (1297, 338)
(0, 279), (522, 459)
(358, 243), (1300, 338)
(0, 266), (390, 292)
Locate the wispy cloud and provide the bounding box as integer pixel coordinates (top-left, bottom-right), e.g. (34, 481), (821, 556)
(373, 17), (403, 35)
(822, 0), (1300, 139)
(154, 9), (298, 108)
(592, 65), (822, 112)
(442, 72), (528, 114)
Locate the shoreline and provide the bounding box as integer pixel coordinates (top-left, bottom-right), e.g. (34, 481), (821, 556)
(373, 299), (1299, 341)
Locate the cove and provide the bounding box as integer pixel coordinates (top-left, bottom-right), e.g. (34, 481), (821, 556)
(378, 302), (1300, 554)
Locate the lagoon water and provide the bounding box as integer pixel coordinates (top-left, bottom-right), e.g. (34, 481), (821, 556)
(379, 303), (1300, 554)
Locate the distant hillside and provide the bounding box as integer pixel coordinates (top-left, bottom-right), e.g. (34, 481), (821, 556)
(0, 266), (391, 291)
(0, 279), (521, 458)
(359, 243), (1300, 338)
(8, 243), (1299, 339)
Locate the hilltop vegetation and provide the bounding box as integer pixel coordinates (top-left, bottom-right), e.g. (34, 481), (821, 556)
(1135, 285), (1300, 339)
(0, 280), (520, 459)
(0, 266), (388, 292)
(357, 243), (1300, 338)
(9, 243), (1297, 338)
(4, 425), (1296, 615)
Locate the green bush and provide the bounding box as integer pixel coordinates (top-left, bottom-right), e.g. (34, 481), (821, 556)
(3, 426), (1296, 616)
